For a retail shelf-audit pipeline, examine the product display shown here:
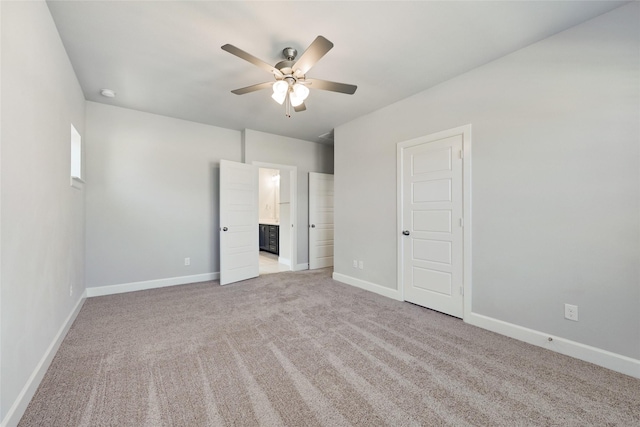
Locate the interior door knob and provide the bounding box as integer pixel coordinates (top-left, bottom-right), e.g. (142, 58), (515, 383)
(222, 227), (228, 231)
(402, 230), (410, 236)
(311, 224), (316, 228)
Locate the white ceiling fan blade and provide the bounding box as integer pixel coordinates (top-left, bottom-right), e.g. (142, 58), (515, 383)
(292, 36), (333, 75)
(305, 78), (357, 95)
(294, 102), (307, 112)
(222, 44), (283, 78)
(231, 82), (273, 95)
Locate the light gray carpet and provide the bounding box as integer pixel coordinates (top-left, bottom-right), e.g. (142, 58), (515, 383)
(19, 268), (639, 426)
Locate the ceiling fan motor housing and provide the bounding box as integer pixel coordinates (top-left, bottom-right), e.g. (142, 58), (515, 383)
(275, 60), (295, 73)
(275, 48), (300, 80)
(274, 60), (302, 82)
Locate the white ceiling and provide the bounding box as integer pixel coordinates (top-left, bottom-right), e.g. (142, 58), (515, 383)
(46, 1), (626, 144)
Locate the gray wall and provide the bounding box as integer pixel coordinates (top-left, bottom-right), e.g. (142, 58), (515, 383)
(1, 0), (86, 420)
(85, 102), (241, 288)
(335, 4), (639, 359)
(243, 129), (334, 266)
(85, 105), (332, 287)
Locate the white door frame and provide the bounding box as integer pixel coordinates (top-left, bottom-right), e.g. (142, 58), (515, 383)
(252, 161), (297, 271)
(396, 124), (472, 319)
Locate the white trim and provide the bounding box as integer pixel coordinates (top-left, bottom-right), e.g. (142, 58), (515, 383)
(85, 272), (219, 297)
(461, 125), (473, 320)
(396, 141), (403, 300)
(333, 272), (403, 301)
(396, 124), (472, 318)
(252, 161), (298, 272)
(293, 263), (309, 271)
(252, 161), (296, 170)
(278, 257), (291, 266)
(2, 295), (85, 427)
(466, 312), (640, 379)
(290, 171), (297, 271)
(70, 176), (84, 190)
(70, 123), (83, 185)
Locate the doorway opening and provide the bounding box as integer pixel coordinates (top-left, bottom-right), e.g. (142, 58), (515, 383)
(254, 162), (297, 275)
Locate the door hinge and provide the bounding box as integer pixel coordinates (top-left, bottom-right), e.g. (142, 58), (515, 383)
(459, 149), (464, 159)
(459, 218), (464, 228)
(459, 287), (464, 296)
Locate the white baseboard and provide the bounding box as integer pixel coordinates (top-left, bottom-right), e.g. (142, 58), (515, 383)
(2, 295), (86, 427)
(86, 272), (220, 297)
(332, 272), (403, 301)
(294, 263), (309, 271)
(466, 312), (640, 379)
(278, 257), (291, 266)
(332, 272), (638, 378)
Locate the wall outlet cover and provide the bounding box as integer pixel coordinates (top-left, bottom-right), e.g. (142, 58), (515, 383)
(564, 304), (578, 321)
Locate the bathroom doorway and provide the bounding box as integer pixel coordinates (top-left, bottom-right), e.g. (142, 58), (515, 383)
(256, 164), (296, 275)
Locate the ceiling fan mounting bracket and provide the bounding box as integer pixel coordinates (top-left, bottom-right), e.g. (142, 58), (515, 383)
(282, 47), (297, 61)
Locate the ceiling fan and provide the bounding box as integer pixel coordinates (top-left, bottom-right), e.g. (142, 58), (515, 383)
(221, 36), (357, 117)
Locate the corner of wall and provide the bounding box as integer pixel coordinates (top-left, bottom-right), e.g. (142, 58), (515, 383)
(1, 1), (87, 423)
(332, 272), (402, 301)
(1, 296), (86, 427)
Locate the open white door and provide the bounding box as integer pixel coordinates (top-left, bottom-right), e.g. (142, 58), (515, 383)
(220, 159), (258, 285)
(309, 172), (334, 269)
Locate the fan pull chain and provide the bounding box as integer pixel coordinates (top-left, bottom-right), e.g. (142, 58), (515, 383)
(285, 90), (291, 118)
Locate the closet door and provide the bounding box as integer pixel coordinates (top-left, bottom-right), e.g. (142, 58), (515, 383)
(309, 172), (334, 269)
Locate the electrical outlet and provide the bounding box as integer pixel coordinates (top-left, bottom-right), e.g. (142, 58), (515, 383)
(69, 285), (73, 297)
(358, 260), (364, 270)
(352, 260), (357, 268)
(184, 257), (191, 266)
(564, 304), (578, 321)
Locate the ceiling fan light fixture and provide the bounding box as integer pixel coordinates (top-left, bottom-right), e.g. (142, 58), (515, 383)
(293, 83), (309, 100)
(271, 91), (286, 105)
(289, 83), (309, 107)
(273, 80), (288, 93)
(271, 80), (288, 104)
(289, 94), (304, 107)
(223, 36), (357, 117)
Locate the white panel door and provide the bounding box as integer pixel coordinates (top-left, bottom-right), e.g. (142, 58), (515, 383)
(309, 172), (334, 269)
(220, 159), (258, 285)
(401, 133), (464, 317)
